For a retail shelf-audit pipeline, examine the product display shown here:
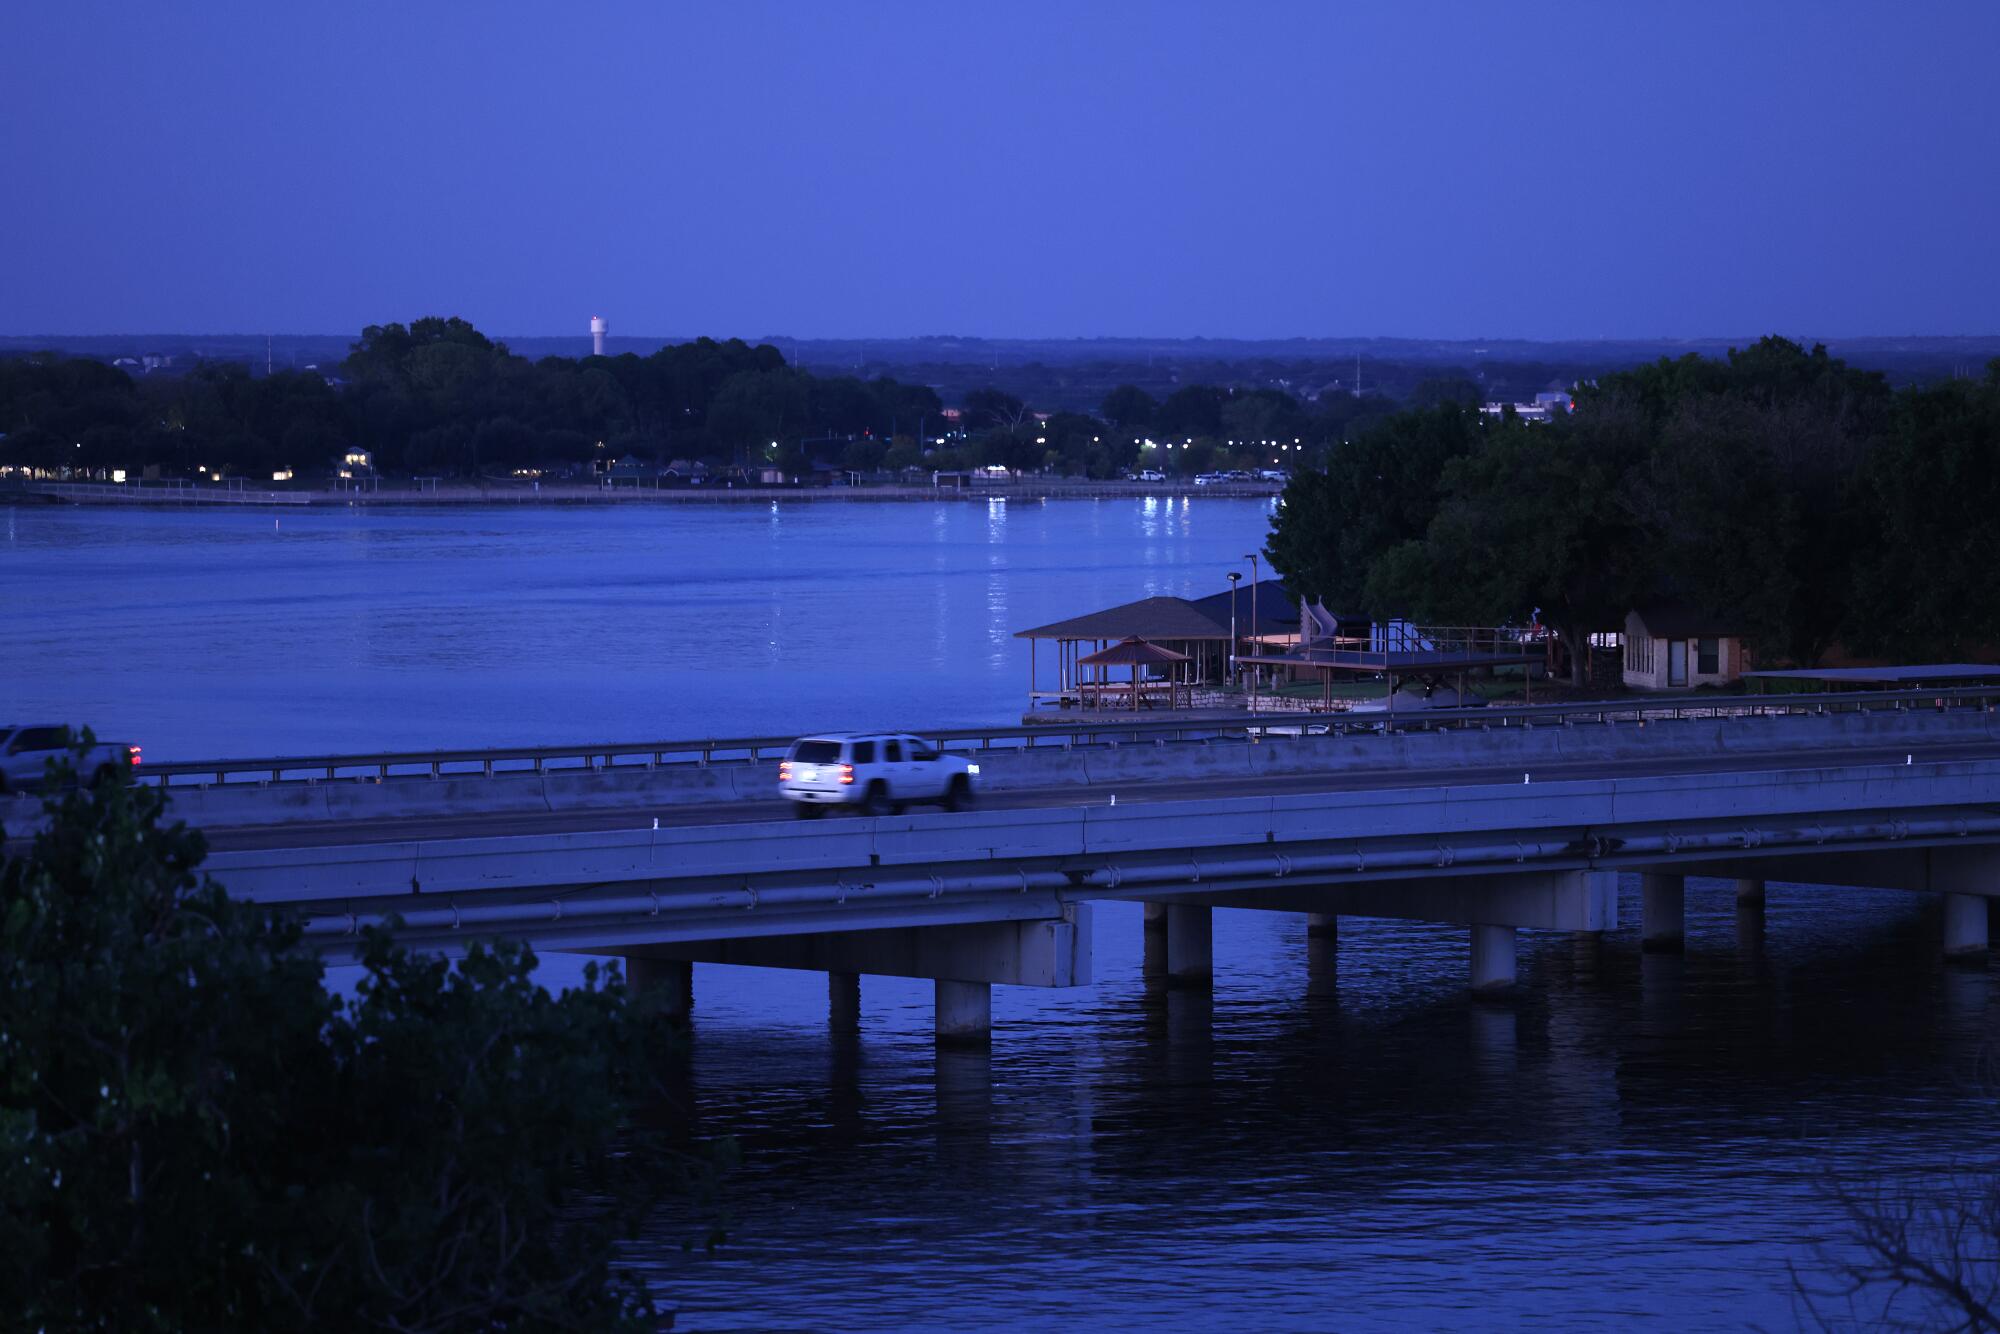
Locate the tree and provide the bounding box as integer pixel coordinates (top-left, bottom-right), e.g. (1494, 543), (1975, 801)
(1, 739), (711, 1330)
(1796, 1160), (2000, 1331)
(841, 437), (887, 473)
(1100, 385), (1156, 430)
(1221, 389), (1306, 458)
(1392, 414), (1652, 686)
(1264, 403), (1482, 613)
(1155, 384), (1227, 437)
(1607, 337), (1889, 665)
(961, 387), (1027, 434)
(1845, 368), (2000, 660)
(707, 368), (810, 466)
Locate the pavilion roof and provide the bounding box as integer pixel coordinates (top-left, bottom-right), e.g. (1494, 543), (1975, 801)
(1014, 595), (1233, 642)
(1077, 636), (1191, 666)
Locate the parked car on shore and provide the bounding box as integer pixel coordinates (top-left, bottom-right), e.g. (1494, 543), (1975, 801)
(778, 732), (979, 817)
(0, 724), (140, 793)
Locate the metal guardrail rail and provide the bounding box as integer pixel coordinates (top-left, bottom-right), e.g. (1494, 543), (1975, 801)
(129, 687), (2000, 790)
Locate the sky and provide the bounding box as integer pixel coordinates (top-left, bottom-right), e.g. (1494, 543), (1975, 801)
(2, 2), (1997, 341)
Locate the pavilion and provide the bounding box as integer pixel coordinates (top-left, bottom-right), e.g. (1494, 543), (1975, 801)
(1014, 584), (1301, 710)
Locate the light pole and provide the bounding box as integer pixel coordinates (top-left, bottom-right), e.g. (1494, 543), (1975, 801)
(1227, 570), (1242, 686)
(1243, 553), (1261, 708)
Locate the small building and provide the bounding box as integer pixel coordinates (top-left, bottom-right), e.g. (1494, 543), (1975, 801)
(604, 456), (660, 488)
(1622, 604), (1749, 690)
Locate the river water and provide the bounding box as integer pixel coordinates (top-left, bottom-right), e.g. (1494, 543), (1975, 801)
(3, 499), (1995, 1330)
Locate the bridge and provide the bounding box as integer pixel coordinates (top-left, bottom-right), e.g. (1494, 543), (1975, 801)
(11, 689), (2000, 1043)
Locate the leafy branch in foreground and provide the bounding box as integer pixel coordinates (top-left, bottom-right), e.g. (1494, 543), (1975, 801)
(1, 735), (721, 1330)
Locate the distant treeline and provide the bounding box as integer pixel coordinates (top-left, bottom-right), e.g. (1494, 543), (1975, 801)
(0, 317), (1433, 482)
(1266, 338), (2000, 673)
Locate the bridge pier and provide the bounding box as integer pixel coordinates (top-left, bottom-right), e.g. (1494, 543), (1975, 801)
(1735, 877), (1766, 905)
(1306, 912), (1339, 939)
(1470, 924), (1516, 995)
(1165, 903), (1213, 987)
(1142, 902), (1168, 979)
(1641, 874), (1686, 953)
(1944, 893), (1988, 961)
(1306, 921), (1338, 998)
(625, 956), (693, 1021)
(935, 980), (992, 1045)
(829, 971), (861, 1027)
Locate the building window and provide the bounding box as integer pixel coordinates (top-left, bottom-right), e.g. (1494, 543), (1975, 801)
(1697, 638), (1719, 675)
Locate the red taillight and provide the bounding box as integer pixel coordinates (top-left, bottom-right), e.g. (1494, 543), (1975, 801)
(838, 764), (854, 785)
(129, 747), (141, 766)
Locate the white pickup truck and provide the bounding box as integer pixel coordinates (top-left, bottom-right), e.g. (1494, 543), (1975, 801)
(0, 724), (142, 794)
(778, 732), (979, 818)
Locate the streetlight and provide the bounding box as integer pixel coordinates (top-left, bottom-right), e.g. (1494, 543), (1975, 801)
(1228, 570), (1242, 684)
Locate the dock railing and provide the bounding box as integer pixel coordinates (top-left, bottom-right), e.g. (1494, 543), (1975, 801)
(125, 686), (2000, 790)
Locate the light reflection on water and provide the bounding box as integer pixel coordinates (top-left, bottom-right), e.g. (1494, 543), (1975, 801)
(0, 498), (1275, 760)
(8, 499), (1996, 1327)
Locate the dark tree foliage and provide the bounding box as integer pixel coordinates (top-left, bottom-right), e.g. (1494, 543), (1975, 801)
(1265, 403), (1483, 614)
(0, 316), (1407, 483)
(1846, 366), (2000, 660)
(1099, 384), (1156, 430)
(1375, 411), (1652, 686)
(1, 739), (715, 1331)
(1154, 384), (1228, 437)
(1267, 340), (2000, 673)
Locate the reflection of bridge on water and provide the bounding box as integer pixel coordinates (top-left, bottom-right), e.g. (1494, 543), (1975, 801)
(31, 690), (2000, 1049)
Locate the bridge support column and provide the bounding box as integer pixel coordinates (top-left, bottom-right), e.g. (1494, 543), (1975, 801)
(626, 957), (693, 1021)
(1944, 893), (1988, 961)
(829, 971), (861, 1027)
(1641, 874), (1685, 953)
(935, 980), (991, 1045)
(1142, 902), (1168, 979)
(1470, 924), (1516, 995)
(1306, 912), (1338, 939)
(1166, 903), (1212, 988)
(1735, 878), (1765, 905)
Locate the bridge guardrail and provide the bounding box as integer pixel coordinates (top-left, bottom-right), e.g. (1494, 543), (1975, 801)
(131, 686), (2000, 790)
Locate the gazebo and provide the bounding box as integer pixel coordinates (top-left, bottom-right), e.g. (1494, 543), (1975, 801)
(1075, 636), (1190, 712)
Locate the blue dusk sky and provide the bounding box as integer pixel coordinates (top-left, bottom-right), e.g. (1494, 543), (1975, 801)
(2, 1), (1996, 341)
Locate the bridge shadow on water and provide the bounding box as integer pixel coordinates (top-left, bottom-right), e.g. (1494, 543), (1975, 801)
(621, 876), (1997, 1331)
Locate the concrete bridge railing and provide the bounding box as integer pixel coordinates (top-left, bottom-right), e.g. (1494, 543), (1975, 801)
(16, 701), (1996, 839)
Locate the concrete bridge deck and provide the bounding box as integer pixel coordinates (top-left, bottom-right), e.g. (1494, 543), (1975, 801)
(12, 696), (2000, 1045)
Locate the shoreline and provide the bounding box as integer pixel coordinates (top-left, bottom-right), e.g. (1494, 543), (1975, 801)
(3, 479), (1283, 509)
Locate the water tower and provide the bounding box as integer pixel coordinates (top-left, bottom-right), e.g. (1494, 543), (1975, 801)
(589, 315), (607, 357)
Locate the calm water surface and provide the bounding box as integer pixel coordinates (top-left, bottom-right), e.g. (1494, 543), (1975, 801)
(4, 500), (1994, 1330)
(0, 497), (1265, 760)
